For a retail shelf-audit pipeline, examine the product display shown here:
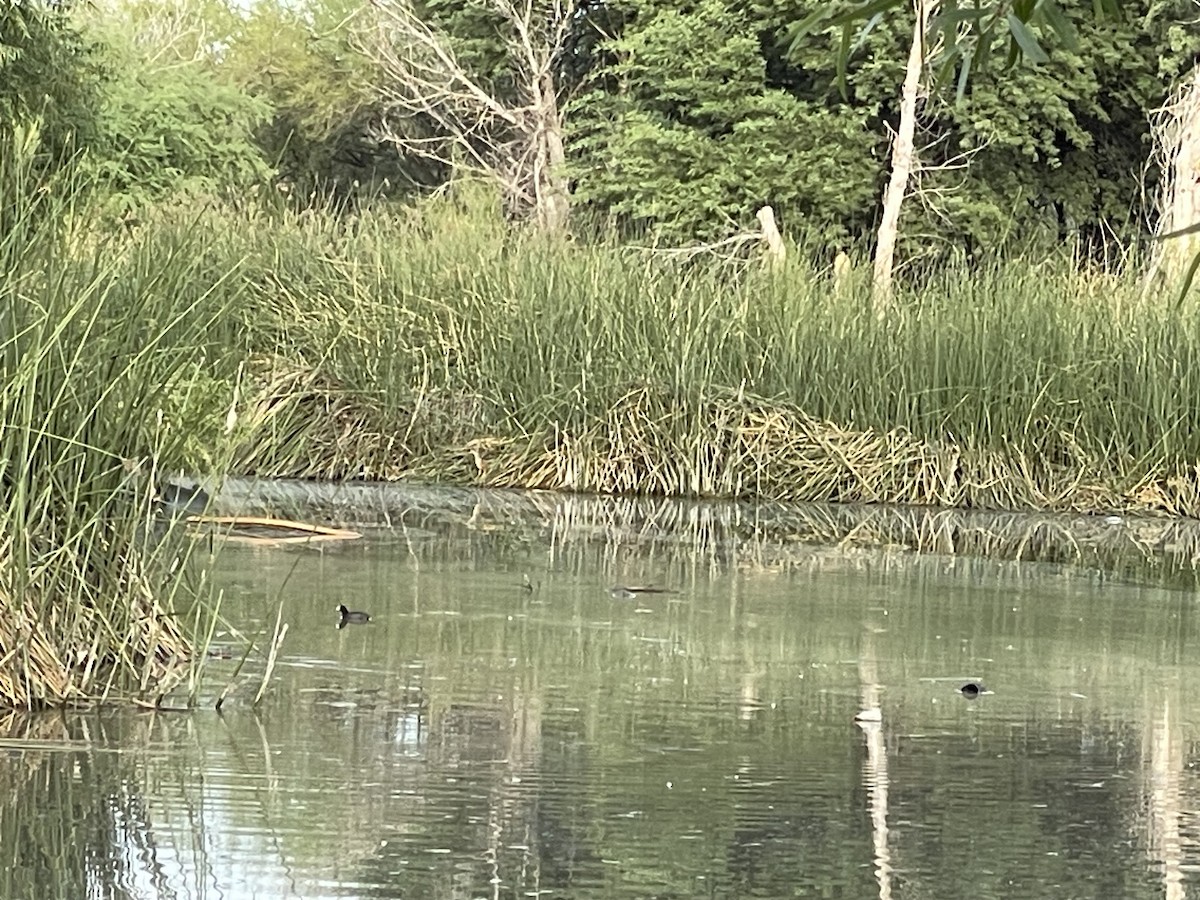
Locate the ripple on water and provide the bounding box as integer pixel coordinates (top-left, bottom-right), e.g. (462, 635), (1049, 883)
(9, 496), (1197, 900)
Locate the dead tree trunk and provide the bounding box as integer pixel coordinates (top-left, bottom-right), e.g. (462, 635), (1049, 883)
(756, 206), (786, 267)
(873, 0), (934, 310)
(533, 71), (569, 232)
(1146, 66), (1200, 293)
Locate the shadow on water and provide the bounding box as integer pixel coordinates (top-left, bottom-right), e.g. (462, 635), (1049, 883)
(5, 481), (1200, 899)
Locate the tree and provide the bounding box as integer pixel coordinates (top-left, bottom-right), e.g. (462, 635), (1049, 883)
(1146, 69), (1200, 291)
(564, 0), (1168, 256)
(789, 0), (1126, 305)
(219, 0), (429, 203)
(358, 0), (573, 231)
(0, 1), (104, 168)
(566, 0), (881, 246)
(790, 0), (1126, 100)
(75, 0), (271, 211)
(871, 0), (934, 305)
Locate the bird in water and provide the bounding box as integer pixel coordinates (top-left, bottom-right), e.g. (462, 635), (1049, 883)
(960, 682), (986, 699)
(608, 585), (678, 600)
(336, 604), (371, 629)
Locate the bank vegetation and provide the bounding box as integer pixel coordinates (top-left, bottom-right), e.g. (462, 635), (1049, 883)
(2, 0), (1200, 708)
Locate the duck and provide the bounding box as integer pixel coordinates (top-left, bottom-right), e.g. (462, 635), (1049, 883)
(960, 682), (985, 698)
(336, 604), (371, 628)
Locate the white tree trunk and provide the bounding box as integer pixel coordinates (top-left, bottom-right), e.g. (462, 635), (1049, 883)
(1146, 66), (1200, 292)
(534, 71), (570, 232)
(756, 205), (786, 266)
(872, 0), (933, 309)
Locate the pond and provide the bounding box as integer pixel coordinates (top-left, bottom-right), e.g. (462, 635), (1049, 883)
(4, 483), (1200, 900)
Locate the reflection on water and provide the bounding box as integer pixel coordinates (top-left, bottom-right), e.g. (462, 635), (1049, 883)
(3, 484), (1200, 899)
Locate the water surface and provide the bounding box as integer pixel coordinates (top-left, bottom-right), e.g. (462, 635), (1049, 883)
(3, 486), (1199, 899)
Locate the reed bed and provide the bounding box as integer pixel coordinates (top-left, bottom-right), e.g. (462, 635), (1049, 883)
(150, 192), (1200, 518)
(0, 134), (238, 709)
(7, 166), (1198, 705)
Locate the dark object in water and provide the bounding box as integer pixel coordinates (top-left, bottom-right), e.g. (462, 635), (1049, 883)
(608, 585), (678, 600)
(336, 604), (371, 628)
(960, 682), (985, 699)
(156, 481), (210, 518)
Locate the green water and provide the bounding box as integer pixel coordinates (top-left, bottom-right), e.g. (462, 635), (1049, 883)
(2, 486), (1199, 899)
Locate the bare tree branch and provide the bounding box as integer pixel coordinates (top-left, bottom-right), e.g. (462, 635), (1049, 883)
(358, 0), (572, 230)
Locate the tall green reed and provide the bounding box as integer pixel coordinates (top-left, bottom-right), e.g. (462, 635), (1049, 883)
(146, 186), (1200, 511)
(0, 125), (241, 707)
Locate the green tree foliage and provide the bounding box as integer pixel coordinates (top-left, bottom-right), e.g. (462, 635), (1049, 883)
(0, 2), (103, 167)
(74, 1), (271, 210)
(417, 0), (514, 94)
(220, 0), (432, 202)
(569, 0), (1198, 255)
(568, 0), (880, 245)
(790, 0), (1126, 99)
(897, 0), (1200, 257)
(22, 0), (1192, 256)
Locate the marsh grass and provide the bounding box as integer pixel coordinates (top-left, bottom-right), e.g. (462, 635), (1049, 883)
(11, 160), (1193, 710)
(0, 131), (241, 708)
(148, 188), (1200, 517)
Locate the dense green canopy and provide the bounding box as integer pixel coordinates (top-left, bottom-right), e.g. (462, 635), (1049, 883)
(4, 0), (1199, 255)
